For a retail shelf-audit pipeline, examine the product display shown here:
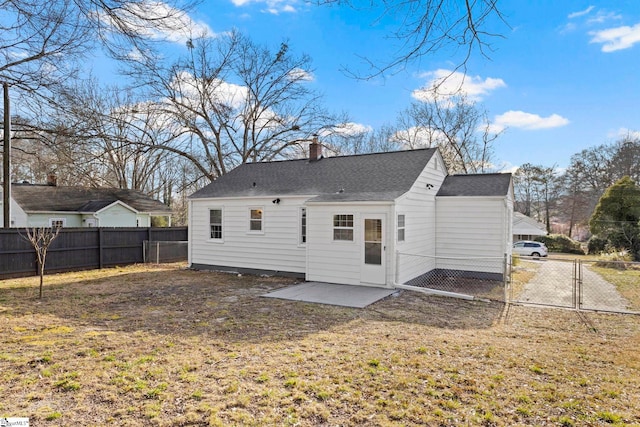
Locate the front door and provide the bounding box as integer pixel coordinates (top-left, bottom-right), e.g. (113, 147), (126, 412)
(361, 215), (386, 285)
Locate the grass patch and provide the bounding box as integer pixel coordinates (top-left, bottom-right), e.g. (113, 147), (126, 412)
(1, 263), (639, 425)
(590, 265), (640, 310)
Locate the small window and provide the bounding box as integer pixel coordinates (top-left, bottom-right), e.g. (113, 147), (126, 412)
(397, 214), (405, 242)
(49, 218), (66, 228)
(333, 214), (354, 241)
(210, 209), (222, 239)
(249, 208), (263, 232)
(300, 208), (307, 244)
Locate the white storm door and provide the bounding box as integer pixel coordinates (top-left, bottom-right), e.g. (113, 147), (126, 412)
(361, 215), (386, 285)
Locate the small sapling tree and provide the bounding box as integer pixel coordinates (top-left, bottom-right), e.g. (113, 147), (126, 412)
(22, 226), (62, 298)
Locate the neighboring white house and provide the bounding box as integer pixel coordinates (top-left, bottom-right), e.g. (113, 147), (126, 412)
(188, 143), (513, 288)
(0, 179), (172, 228)
(513, 211), (547, 241)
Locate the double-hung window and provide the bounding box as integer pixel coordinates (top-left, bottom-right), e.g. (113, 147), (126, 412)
(397, 214), (405, 242)
(249, 208), (263, 232)
(300, 208), (307, 244)
(49, 218), (66, 228)
(210, 209), (223, 240)
(333, 214), (354, 241)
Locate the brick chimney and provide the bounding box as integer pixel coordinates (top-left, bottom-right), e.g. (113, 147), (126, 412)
(47, 173), (57, 186)
(309, 136), (321, 161)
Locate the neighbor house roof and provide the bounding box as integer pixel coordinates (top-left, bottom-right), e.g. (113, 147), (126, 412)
(190, 148), (439, 202)
(513, 211), (547, 236)
(9, 184), (171, 214)
(436, 173), (512, 197)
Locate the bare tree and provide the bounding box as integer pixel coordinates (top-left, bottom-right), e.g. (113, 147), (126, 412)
(556, 166), (593, 239)
(1, 0), (197, 90)
(132, 31), (338, 181)
(22, 226), (61, 299)
(514, 163), (562, 233)
(395, 95), (499, 173)
(319, 124), (401, 155)
(317, 0), (506, 78)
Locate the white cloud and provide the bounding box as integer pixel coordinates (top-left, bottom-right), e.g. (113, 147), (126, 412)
(412, 69), (506, 104)
(288, 67), (314, 82)
(231, 0), (298, 14)
(590, 23), (640, 52)
(586, 10), (623, 25)
(568, 6), (594, 19)
(99, 1), (215, 45)
(491, 111), (569, 132)
(320, 122), (373, 137)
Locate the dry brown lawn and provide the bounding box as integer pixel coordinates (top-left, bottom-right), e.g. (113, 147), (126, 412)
(1, 263), (639, 426)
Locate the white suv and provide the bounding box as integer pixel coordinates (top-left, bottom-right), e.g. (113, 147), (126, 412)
(513, 241), (548, 257)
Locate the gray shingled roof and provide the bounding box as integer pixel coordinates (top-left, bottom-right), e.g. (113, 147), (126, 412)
(10, 184), (172, 214)
(436, 173), (512, 197)
(190, 148), (438, 202)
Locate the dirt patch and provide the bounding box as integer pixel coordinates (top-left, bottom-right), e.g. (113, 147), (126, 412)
(1, 264), (639, 426)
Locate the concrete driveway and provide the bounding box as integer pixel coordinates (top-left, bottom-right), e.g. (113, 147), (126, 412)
(516, 259), (630, 312)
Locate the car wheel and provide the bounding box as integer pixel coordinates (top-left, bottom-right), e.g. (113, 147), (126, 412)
(531, 252), (540, 257)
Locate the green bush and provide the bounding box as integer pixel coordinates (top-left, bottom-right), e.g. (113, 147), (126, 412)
(587, 236), (608, 254)
(535, 234), (584, 255)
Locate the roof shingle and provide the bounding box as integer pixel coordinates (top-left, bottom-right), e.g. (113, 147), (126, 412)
(190, 148), (439, 202)
(9, 184), (171, 214)
(436, 173), (512, 197)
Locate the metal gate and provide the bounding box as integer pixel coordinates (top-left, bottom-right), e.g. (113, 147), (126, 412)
(509, 257), (639, 314)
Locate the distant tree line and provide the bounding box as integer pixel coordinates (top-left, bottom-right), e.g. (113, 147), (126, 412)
(513, 137), (640, 258)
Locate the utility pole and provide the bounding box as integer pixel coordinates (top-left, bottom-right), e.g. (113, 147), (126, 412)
(3, 82), (10, 228)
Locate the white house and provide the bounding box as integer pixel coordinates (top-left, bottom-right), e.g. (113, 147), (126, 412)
(0, 180), (172, 228)
(188, 143), (513, 288)
(513, 211), (547, 241)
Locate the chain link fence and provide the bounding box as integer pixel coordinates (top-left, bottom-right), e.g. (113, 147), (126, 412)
(509, 256), (640, 314)
(396, 252), (508, 302)
(143, 240), (188, 264)
(396, 252), (640, 315)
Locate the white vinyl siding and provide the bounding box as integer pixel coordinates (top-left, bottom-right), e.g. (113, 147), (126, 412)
(435, 197), (510, 275)
(190, 197), (308, 274)
(393, 151), (447, 284)
(306, 203), (393, 286)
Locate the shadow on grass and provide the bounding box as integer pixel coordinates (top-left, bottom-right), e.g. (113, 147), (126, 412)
(0, 266), (504, 343)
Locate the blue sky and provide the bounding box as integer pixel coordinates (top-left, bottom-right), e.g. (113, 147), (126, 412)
(118, 1), (640, 171)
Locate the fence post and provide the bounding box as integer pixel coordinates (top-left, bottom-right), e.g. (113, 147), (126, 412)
(503, 253), (509, 303)
(156, 241), (160, 264)
(577, 259), (582, 310)
(98, 228), (104, 269)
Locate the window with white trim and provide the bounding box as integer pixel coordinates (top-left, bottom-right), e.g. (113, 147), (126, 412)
(49, 218), (66, 228)
(300, 208), (307, 244)
(209, 209), (223, 240)
(249, 208), (263, 232)
(397, 214), (405, 242)
(333, 214), (354, 241)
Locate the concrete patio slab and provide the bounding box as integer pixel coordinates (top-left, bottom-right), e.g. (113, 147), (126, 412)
(262, 282), (398, 308)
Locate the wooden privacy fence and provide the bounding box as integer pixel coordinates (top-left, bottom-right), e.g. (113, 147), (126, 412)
(0, 227), (188, 279)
